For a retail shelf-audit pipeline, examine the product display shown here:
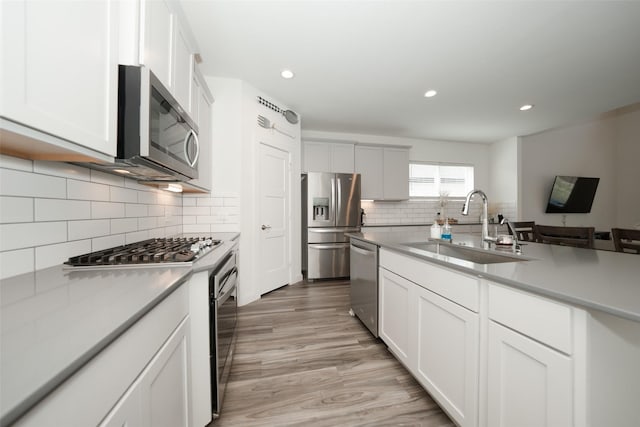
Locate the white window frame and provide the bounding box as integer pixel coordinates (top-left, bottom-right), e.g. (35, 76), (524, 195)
(409, 161), (475, 199)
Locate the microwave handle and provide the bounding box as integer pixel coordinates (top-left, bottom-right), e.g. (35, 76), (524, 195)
(184, 129), (200, 167)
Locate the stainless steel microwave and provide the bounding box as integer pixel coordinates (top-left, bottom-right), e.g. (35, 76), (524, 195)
(115, 65), (199, 181)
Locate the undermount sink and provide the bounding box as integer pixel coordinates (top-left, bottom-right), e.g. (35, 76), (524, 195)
(404, 241), (529, 264)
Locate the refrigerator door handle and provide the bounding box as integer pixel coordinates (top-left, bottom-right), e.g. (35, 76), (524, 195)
(330, 176), (336, 224)
(308, 227), (360, 233)
(336, 175), (342, 221)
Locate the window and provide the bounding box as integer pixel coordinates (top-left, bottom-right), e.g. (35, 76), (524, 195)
(409, 162), (474, 198)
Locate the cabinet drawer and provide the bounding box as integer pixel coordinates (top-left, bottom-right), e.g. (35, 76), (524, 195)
(488, 283), (572, 354)
(380, 249), (479, 312)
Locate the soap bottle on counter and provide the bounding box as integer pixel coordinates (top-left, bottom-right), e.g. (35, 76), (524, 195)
(441, 219), (452, 242)
(430, 220), (441, 239)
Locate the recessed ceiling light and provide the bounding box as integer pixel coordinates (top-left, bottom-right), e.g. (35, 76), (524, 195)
(281, 69), (294, 79)
(519, 104), (534, 111)
(424, 89), (437, 98)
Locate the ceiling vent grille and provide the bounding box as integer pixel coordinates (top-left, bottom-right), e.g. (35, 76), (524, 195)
(257, 96), (282, 114)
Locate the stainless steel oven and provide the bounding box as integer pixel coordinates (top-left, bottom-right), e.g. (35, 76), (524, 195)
(210, 245), (238, 418)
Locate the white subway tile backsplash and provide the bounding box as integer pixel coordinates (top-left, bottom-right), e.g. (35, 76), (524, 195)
(125, 203), (148, 218)
(67, 179), (110, 201)
(223, 198), (239, 207)
(92, 234), (125, 252)
(0, 168), (66, 198)
(183, 224), (211, 233)
(1, 155), (184, 278)
(35, 239), (92, 271)
(68, 219), (110, 240)
(182, 216), (196, 225)
(111, 218), (138, 234)
(33, 161), (90, 181)
(1, 197), (34, 223)
(182, 197), (196, 207)
(0, 154), (33, 172)
(91, 169), (125, 186)
(0, 248), (34, 280)
(0, 221), (67, 251)
(110, 186), (138, 203)
(183, 206), (211, 216)
(125, 230), (149, 244)
(138, 190), (158, 205)
(35, 199), (91, 221)
(91, 201), (125, 219)
(138, 216), (158, 230)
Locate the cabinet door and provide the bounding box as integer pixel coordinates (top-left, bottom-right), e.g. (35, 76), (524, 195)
(140, 316), (191, 427)
(415, 286), (478, 427)
(173, 23), (193, 113)
(303, 142), (331, 172)
(487, 321), (572, 427)
(331, 143), (355, 173)
(1, 0), (118, 156)
(98, 381), (143, 427)
(355, 146), (384, 199)
(383, 148), (409, 200)
(378, 268), (414, 367)
(140, 0), (173, 91)
(189, 83), (212, 190)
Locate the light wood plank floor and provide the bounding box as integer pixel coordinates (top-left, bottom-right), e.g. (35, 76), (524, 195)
(212, 279), (455, 427)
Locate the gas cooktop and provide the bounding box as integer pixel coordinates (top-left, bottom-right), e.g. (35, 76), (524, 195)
(64, 237), (221, 269)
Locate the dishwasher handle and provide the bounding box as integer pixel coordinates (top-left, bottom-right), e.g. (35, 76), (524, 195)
(350, 242), (377, 256)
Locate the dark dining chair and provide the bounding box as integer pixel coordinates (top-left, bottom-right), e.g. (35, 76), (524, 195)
(534, 225), (595, 249)
(508, 221), (536, 242)
(611, 228), (640, 254)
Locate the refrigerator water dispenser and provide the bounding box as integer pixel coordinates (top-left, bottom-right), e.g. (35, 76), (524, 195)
(312, 197), (330, 221)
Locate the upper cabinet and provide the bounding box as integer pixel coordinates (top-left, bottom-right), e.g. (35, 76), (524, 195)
(303, 141), (355, 173)
(355, 145), (410, 200)
(188, 70), (214, 191)
(0, 0), (119, 159)
(133, 0), (196, 117)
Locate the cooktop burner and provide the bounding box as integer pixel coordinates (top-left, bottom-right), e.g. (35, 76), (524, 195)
(64, 237), (221, 268)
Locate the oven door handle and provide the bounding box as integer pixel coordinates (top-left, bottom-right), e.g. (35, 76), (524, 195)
(218, 267), (238, 305)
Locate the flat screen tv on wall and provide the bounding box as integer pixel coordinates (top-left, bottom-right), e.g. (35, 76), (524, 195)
(545, 176), (600, 213)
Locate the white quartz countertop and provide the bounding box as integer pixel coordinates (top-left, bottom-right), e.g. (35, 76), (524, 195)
(0, 232), (239, 426)
(349, 231), (640, 323)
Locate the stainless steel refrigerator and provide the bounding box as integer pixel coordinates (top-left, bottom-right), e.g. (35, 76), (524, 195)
(302, 173), (361, 280)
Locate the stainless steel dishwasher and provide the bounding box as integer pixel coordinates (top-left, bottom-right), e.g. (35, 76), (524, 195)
(349, 238), (379, 337)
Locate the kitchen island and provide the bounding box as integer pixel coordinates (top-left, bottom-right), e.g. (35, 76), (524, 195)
(349, 230), (640, 427)
(0, 233), (239, 427)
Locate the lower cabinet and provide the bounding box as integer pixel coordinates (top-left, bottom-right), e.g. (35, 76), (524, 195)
(415, 285), (479, 427)
(14, 285), (191, 427)
(379, 248), (586, 427)
(487, 321), (572, 427)
(379, 262), (479, 427)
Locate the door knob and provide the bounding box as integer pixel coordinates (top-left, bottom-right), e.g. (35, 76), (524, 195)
(261, 224), (272, 230)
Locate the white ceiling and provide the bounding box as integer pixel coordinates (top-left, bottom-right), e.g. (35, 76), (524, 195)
(180, 1), (640, 143)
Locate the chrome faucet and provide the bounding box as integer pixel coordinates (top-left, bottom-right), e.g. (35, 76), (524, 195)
(499, 217), (522, 254)
(461, 189), (496, 249)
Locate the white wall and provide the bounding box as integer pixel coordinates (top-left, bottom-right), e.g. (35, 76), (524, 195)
(614, 107), (640, 228)
(0, 155), (183, 279)
(520, 106), (640, 230)
(489, 137), (518, 220)
(197, 77), (302, 306)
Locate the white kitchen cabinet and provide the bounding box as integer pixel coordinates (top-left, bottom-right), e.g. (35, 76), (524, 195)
(379, 248), (479, 427)
(355, 145), (410, 200)
(14, 285), (191, 427)
(303, 141), (355, 173)
(188, 71), (214, 191)
(382, 147), (410, 200)
(0, 0), (119, 158)
(378, 268), (413, 367)
(355, 145), (384, 199)
(140, 0), (173, 91)
(487, 321), (572, 427)
(173, 23), (194, 113)
(415, 285), (479, 427)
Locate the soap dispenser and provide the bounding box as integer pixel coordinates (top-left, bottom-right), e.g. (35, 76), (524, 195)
(430, 219), (442, 239)
(441, 218), (452, 242)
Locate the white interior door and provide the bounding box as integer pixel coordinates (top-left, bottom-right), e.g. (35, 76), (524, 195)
(259, 142), (290, 294)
